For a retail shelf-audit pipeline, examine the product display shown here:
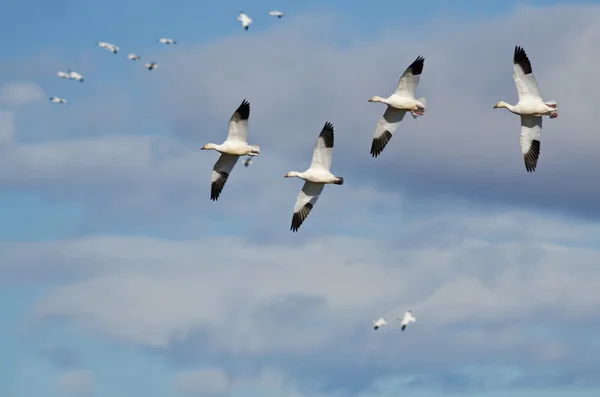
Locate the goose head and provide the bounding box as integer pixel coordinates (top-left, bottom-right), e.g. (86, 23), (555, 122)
(201, 143), (217, 150)
(493, 101), (508, 109)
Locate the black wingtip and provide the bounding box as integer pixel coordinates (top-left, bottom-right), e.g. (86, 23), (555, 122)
(514, 46), (532, 75)
(245, 26), (249, 30)
(370, 130), (393, 158)
(235, 100), (250, 120)
(409, 55), (425, 76)
(319, 121), (334, 148)
(210, 172), (229, 201)
(290, 203), (313, 232)
(524, 139), (540, 172)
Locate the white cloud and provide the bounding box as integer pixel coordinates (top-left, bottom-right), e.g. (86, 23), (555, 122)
(0, 81), (45, 107)
(173, 368), (232, 397)
(57, 370), (93, 397)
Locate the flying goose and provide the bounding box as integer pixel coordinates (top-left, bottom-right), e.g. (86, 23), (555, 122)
(201, 100), (260, 201)
(372, 317), (388, 330)
(237, 11), (252, 30)
(493, 46), (558, 172)
(244, 158), (253, 167)
(285, 122), (344, 232)
(144, 62), (158, 71)
(97, 41), (119, 54)
(368, 56), (427, 157)
(67, 69), (84, 82)
(158, 37), (177, 45)
(49, 96), (67, 104)
(127, 53), (140, 61)
(56, 70), (70, 79)
(268, 10), (284, 18)
(399, 311), (416, 331)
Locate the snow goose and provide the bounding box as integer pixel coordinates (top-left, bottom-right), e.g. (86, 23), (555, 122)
(49, 96), (67, 104)
(368, 56), (427, 157)
(399, 311), (416, 331)
(97, 41), (119, 54)
(68, 69), (84, 82)
(237, 11), (253, 30)
(269, 10), (284, 18)
(158, 37), (177, 45)
(244, 158), (253, 167)
(127, 53), (140, 61)
(201, 100), (260, 201)
(144, 62), (158, 71)
(493, 46), (558, 172)
(285, 122), (344, 232)
(56, 70), (70, 79)
(372, 317), (388, 330)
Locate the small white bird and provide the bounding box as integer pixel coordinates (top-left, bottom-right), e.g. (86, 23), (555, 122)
(372, 317), (388, 330)
(144, 62), (158, 71)
(127, 53), (140, 61)
(97, 41), (119, 54)
(56, 70), (70, 79)
(49, 96), (67, 104)
(244, 158), (253, 167)
(399, 311), (416, 331)
(237, 11), (253, 30)
(67, 69), (84, 82)
(368, 55), (427, 157)
(493, 46), (558, 172)
(158, 37), (177, 45)
(268, 10), (284, 18)
(285, 122), (344, 232)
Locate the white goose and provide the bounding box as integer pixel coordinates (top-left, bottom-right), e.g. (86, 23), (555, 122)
(285, 122), (344, 232)
(158, 37), (177, 45)
(144, 62), (158, 71)
(399, 311), (416, 331)
(493, 46), (558, 173)
(97, 41), (119, 54)
(237, 11), (252, 30)
(68, 69), (84, 82)
(56, 70), (70, 79)
(49, 96), (67, 104)
(201, 100), (260, 201)
(372, 317), (388, 330)
(127, 53), (140, 61)
(368, 56), (427, 157)
(268, 10), (284, 18)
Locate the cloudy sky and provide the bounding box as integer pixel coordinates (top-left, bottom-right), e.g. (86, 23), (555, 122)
(2, 0), (600, 396)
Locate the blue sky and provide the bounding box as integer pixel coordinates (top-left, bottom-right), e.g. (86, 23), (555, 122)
(2, 1), (600, 397)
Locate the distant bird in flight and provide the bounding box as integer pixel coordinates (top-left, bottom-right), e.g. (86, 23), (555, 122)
(56, 70), (70, 79)
(493, 46), (558, 173)
(268, 10), (284, 18)
(67, 69), (84, 82)
(399, 311), (416, 331)
(158, 37), (177, 45)
(244, 158), (253, 167)
(372, 317), (387, 330)
(144, 62), (158, 71)
(237, 11), (253, 30)
(49, 96), (67, 104)
(127, 53), (140, 61)
(97, 41), (119, 54)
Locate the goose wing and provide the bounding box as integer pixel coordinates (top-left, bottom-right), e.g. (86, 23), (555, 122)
(520, 115), (542, 172)
(210, 154), (240, 201)
(226, 100), (250, 143)
(370, 107), (406, 157)
(309, 121), (334, 171)
(513, 46), (541, 101)
(290, 182), (324, 232)
(394, 56), (424, 97)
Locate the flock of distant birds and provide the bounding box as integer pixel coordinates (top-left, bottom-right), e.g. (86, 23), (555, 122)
(44, 7), (559, 332)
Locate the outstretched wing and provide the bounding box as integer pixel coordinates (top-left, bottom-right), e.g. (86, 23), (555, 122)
(226, 100), (250, 143)
(290, 182), (324, 232)
(520, 115), (542, 173)
(210, 154), (240, 201)
(394, 56), (425, 97)
(309, 121), (334, 170)
(513, 46), (541, 100)
(371, 107), (406, 157)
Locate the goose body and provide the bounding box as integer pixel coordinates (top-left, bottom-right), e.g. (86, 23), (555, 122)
(56, 70), (70, 79)
(373, 317), (387, 330)
(201, 100), (260, 201)
(97, 41), (119, 53)
(49, 96), (67, 104)
(68, 70), (84, 82)
(368, 55), (427, 157)
(493, 46), (558, 172)
(158, 37), (177, 45)
(144, 62), (158, 70)
(237, 11), (252, 30)
(399, 311), (416, 331)
(269, 10), (284, 18)
(127, 53), (140, 61)
(285, 122), (344, 232)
